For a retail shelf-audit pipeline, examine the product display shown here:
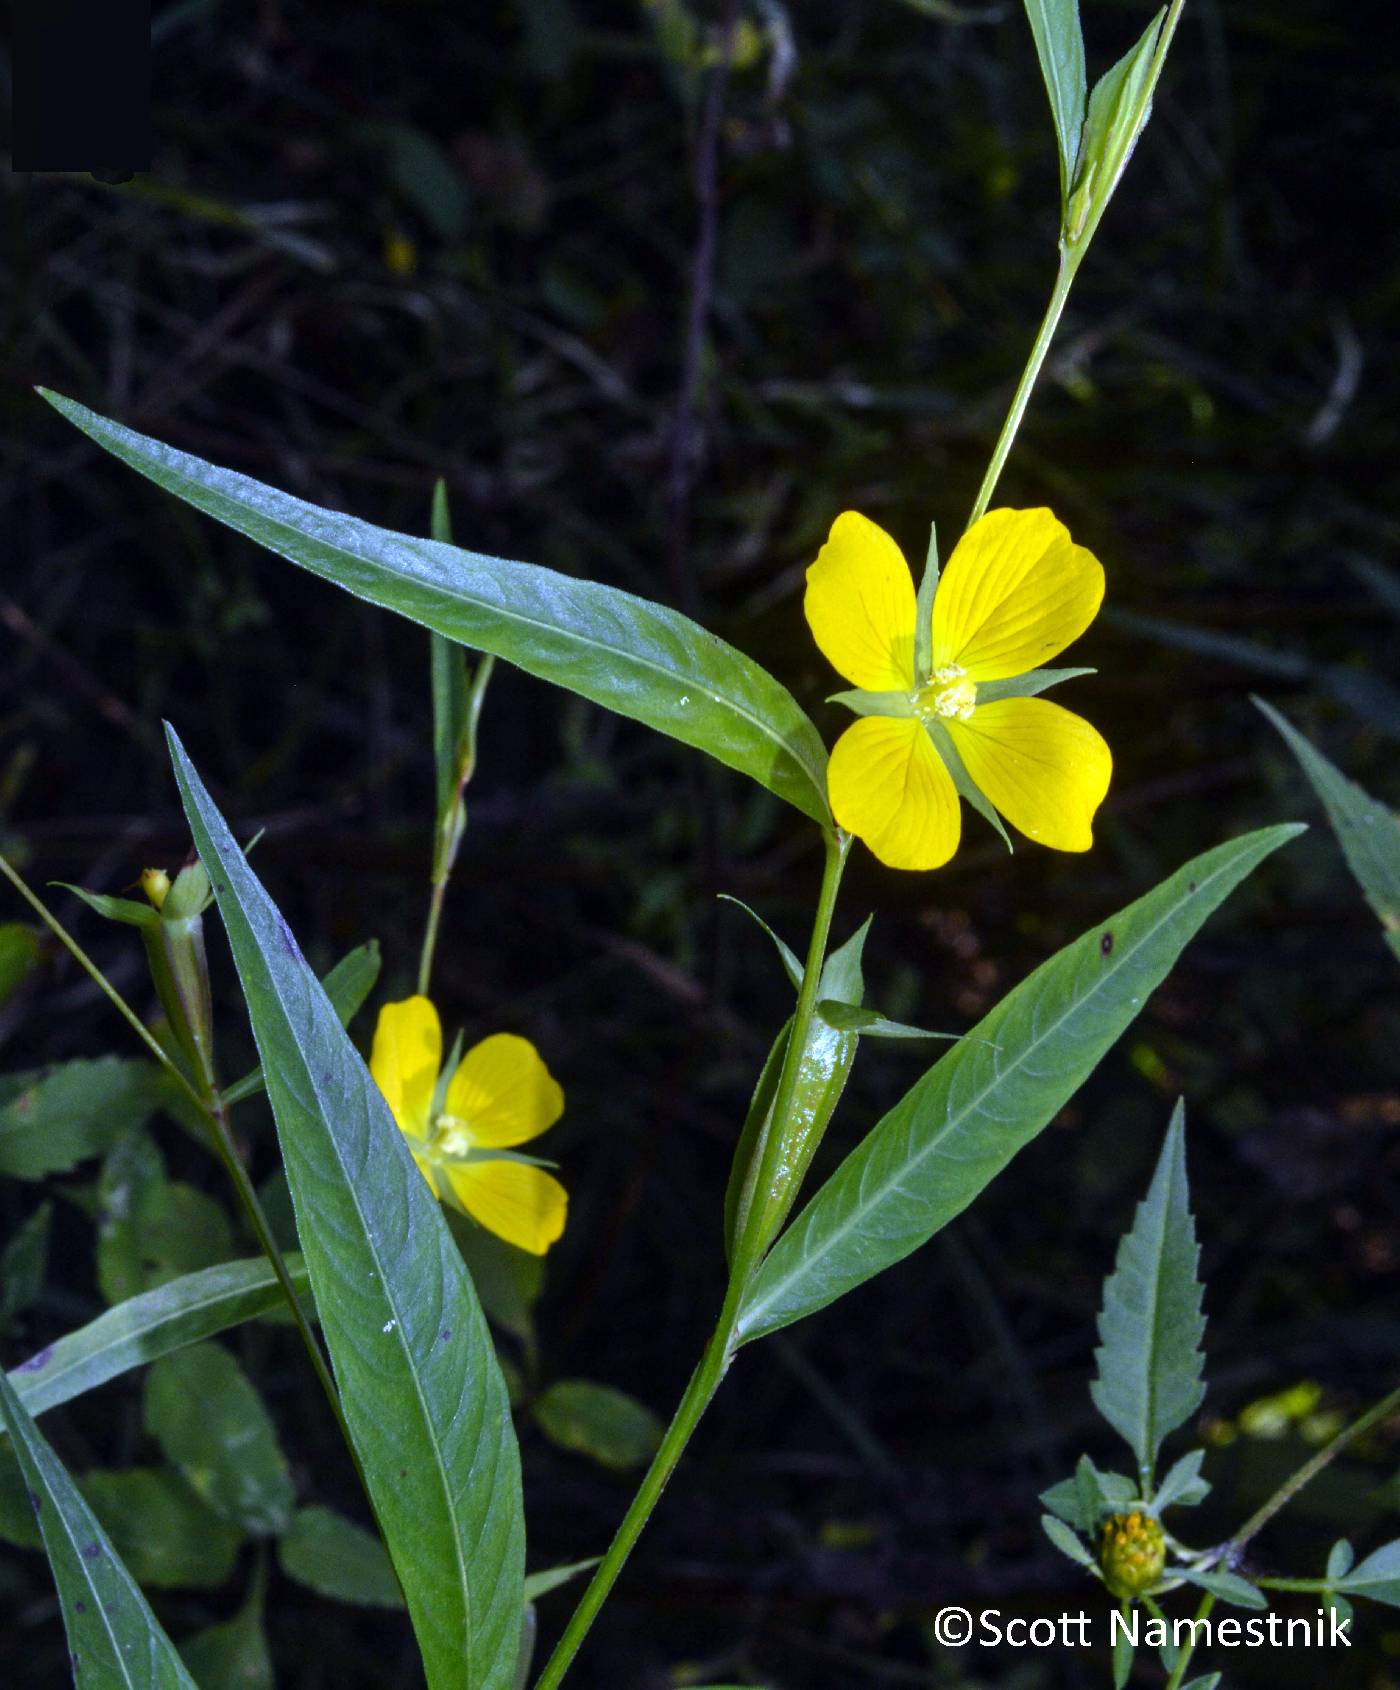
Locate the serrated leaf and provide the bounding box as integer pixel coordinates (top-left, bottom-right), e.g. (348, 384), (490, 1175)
(8, 1255), (309, 1426)
(145, 1343), (295, 1534)
(736, 827), (1301, 1343)
(1041, 1512), (1097, 1570)
(1176, 1568), (1268, 1611)
(1021, 0), (1087, 209)
(1152, 1448), (1210, 1513)
(0, 1370), (200, 1685)
(278, 1505), (404, 1609)
(44, 391), (831, 826)
(167, 728), (523, 1690)
(1090, 1102), (1205, 1480)
(1256, 697), (1400, 962)
(532, 1380), (664, 1471)
(1339, 1538), (1400, 1607)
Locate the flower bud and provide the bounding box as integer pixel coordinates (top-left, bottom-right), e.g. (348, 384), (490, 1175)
(1098, 1510), (1166, 1598)
(140, 867), (171, 910)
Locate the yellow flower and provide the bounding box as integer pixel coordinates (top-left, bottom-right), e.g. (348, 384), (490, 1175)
(804, 507), (1112, 870)
(369, 996), (567, 1255)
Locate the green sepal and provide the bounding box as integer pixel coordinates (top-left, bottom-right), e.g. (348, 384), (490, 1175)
(913, 522), (939, 683)
(54, 883), (158, 931)
(925, 720), (1014, 853)
(976, 666), (1096, 703)
(826, 689), (915, 719)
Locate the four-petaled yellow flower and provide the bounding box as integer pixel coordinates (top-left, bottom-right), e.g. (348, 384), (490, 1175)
(805, 507), (1112, 870)
(370, 996), (567, 1255)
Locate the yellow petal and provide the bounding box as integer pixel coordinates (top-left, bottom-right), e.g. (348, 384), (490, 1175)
(445, 1160), (568, 1255)
(804, 511), (917, 692)
(410, 1151), (440, 1199)
(443, 1033), (564, 1149)
(932, 508), (1103, 682)
(828, 716), (961, 871)
(369, 996), (441, 1140)
(946, 697), (1111, 852)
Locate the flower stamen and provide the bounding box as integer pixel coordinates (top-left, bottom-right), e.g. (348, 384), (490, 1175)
(912, 664), (976, 722)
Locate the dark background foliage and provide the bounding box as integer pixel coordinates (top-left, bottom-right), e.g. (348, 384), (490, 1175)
(4, 2), (1400, 1685)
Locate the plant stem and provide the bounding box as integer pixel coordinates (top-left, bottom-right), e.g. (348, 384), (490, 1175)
(1162, 1589), (1216, 1690)
(533, 829), (851, 1690)
(1226, 1378), (1400, 1557)
(967, 251), (1080, 528)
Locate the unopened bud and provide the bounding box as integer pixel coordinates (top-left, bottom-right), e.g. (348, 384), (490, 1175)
(1098, 1510), (1166, 1598)
(163, 860), (212, 922)
(140, 867), (171, 910)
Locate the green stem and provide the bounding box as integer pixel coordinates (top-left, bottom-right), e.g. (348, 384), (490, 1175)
(967, 251), (1080, 528)
(1226, 1376), (1400, 1557)
(1162, 1589), (1216, 1690)
(417, 877), (449, 998)
(533, 829), (851, 1690)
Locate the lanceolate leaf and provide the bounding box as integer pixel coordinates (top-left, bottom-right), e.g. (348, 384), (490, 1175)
(42, 392), (831, 826)
(1090, 1102), (1205, 1481)
(1020, 0), (1088, 208)
(736, 826), (1301, 1343)
(7, 1256), (310, 1426)
(167, 727), (524, 1690)
(1257, 697), (1400, 962)
(0, 1369), (199, 1688)
(1339, 1540), (1400, 1608)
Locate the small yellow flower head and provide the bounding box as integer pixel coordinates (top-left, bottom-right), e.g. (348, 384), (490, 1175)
(369, 996), (566, 1255)
(804, 508), (1112, 870)
(1097, 1510), (1166, 1598)
(140, 867), (171, 911)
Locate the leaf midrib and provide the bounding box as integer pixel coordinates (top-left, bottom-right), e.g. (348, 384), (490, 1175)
(740, 844), (1260, 1335)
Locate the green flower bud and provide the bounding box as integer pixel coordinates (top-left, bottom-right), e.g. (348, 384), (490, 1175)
(1098, 1510), (1166, 1598)
(140, 867), (171, 910)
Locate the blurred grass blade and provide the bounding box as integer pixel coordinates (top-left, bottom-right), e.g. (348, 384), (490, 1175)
(1021, 0), (1087, 209)
(736, 826), (1302, 1343)
(42, 391), (832, 826)
(1257, 697), (1400, 962)
(167, 726), (524, 1690)
(1089, 1101), (1205, 1483)
(8, 1255), (309, 1424)
(0, 1369), (199, 1688)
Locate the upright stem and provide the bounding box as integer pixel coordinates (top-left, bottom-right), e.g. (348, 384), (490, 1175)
(1162, 1589), (1216, 1690)
(533, 829), (850, 1690)
(966, 251), (1080, 528)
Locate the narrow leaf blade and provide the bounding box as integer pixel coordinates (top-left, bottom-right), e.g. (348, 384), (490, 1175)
(1021, 0), (1088, 206)
(0, 1369), (199, 1687)
(44, 392), (831, 825)
(1090, 1102), (1205, 1478)
(167, 727), (524, 1690)
(736, 826), (1302, 1342)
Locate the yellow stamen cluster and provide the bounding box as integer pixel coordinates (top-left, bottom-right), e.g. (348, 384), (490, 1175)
(1097, 1510), (1166, 1598)
(913, 664), (977, 722)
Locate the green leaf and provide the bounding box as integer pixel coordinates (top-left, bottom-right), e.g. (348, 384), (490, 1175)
(180, 1563), (274, 1690)
(532, 1380), (664, 1471)
(815, 1001), (957, 1041)
(0, 1199), (53, 1330)
(1179, 1677), (1221, 1690)
(0, 922), (43, 1009)
(0, 1057), (167, 1179)
(1112, 1615), (1134, 1690)
(716, 895), (803, 989)
(446, 1214), (544, 1345)
(1151, 1448), (1210, 1513)
(1327, 1539), (1356, 1581)
(0, 1371), (200, 1684)
(145, 1343), (295, 1534)
(826, 689), (915, 719)
(45, 391), (831, 826)
(1256, 697), (1400, 962)
(278, 1505), (405, 1609)
(9, 1256), (308, 1426)
(1175, 1568), (1268, 1611)
(222, 939), (383, 1105)
(723, 1018), (793, 1261)
(913, 523), (939, 683)
(1041, 1455), (1136, 1532)
(976, 666), (1096, 703)
(1090, 1102), (1205, 1482)
(735, 826), (1302, 1343)
(522, 1557), (600, 1603)
(1339, 1539), (1400, 1607)
(1041, 1513), (1096, 1571)
(80, 1467), (244, 1589)
(96, 1130), (235, 1305)
(1065, 7), (1168, 246)
(1020, 0), (1087, 209)
(167, 727), (523, 1690)
(54, 884), (159, 930)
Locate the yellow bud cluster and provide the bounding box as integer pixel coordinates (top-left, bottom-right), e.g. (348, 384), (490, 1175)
(1097, 1510), (1166, 1598)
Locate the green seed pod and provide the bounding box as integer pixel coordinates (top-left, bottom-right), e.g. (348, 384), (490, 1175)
(1098, 1510), (1166, 1598)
